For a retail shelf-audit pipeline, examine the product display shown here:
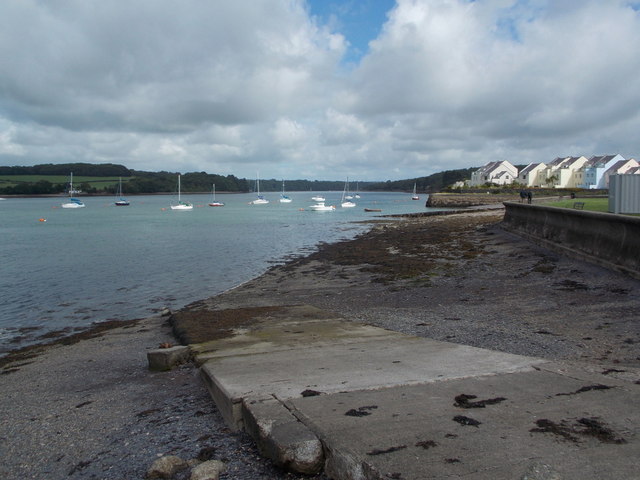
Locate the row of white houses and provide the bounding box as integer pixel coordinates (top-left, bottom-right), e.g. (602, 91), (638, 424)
(470, 155), (640, 189)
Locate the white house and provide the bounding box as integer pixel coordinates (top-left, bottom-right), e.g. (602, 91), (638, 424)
(602, 158), (640, 188)
(577, 154), (625, 189)
(539, 156), (588, 188)
(517, 163), (546, 187)
(625, 162), (640, 175)
(470, 161), (518, 186)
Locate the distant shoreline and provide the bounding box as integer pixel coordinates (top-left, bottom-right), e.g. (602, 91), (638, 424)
(0, 191), (246, 198)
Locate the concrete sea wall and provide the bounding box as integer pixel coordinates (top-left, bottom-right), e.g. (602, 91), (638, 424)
(502, 202), (640, 279)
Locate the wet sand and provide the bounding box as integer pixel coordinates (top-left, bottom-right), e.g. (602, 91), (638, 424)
(2, 207), (639, 479)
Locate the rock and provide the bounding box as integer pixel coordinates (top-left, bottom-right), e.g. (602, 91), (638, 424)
(146, 455), (187, 479)
(242, 397), (324, 475)
(521, 462), (562, 480)
(190, 460), (226, 480)
(147, 345), (191, 371)
(161, 308), (172, 316)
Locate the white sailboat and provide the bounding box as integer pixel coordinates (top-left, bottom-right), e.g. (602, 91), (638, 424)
(308, 201), (335, 211)
(170, 174), (193, 210)
(251, 173), (269, 204)
(344, 177), (354, 200)
(354, 182), (361, 199)
(61, 172), (85, 209)
(115, 177), (130, 206)
(208, 184), (224, 207)
(311, 194), (325, 202)
(411, 183), (420, 200)
(341, 178), (356, 208)
(279, 180), (292, 203)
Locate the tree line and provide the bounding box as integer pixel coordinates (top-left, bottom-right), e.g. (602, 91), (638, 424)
(0, 162), (480, 195)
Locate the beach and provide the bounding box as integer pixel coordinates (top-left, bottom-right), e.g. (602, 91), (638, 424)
(1, 207), (639, 479)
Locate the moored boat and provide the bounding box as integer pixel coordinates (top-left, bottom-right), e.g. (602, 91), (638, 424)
(208, 184), (225, 207)
(411, 182), (419, 200)
(308, 202), (335, 211)
(115, 177), (130, 206)
(251, 173), (269, 204)
(61, 173), (86, 209)
(170, 174), (193, 210)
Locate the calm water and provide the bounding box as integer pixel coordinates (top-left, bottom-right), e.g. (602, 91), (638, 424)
(0, 191), (433, 353)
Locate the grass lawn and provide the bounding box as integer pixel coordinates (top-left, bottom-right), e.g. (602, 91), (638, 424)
(548, 197), (610, 212)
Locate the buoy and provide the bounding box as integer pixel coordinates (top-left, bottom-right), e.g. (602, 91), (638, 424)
(38, 218), (47, 222)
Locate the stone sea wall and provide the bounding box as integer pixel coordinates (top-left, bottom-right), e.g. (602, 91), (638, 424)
(502, 202), (640, 279)
(426, 193), (520, 208)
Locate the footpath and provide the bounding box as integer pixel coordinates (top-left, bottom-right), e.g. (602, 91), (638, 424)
(168, 304), (640, 480)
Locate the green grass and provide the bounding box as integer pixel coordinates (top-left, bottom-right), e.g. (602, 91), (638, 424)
(548, 197), (609, 212)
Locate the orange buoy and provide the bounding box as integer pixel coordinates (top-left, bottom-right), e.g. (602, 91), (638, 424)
(38, 218), (47, 222)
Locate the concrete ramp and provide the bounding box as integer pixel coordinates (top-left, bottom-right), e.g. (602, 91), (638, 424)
(193, 305), (639, 479)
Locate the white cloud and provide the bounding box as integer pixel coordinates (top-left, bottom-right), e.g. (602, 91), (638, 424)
(0, 0), (639, 181)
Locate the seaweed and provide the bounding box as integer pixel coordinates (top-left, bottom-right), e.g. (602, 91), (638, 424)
(367, 445), (407, 456)
(453, 415), (481, 427)
(555, 384), (612, 396)
(454, 394), (506, 409)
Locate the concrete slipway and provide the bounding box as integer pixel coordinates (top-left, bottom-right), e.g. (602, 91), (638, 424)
(189, 305), (639, 480)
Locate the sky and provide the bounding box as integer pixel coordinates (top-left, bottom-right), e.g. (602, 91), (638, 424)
(1, 0), (640, 182)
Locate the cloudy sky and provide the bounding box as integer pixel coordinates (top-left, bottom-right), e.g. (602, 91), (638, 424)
(1, 0), (639, 181)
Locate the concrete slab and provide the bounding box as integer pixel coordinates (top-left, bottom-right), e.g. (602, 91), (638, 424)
(288, 370), (639, 479)
(194, 306), (639, 479)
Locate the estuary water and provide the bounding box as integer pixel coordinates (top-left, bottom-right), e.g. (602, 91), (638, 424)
(0, 191), (434, 354)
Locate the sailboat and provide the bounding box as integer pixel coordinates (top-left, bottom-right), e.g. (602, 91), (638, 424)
(411, 183), (420, 200)
(251, 173), (269, 204)
(170, 174), (193, 210)
(341, 178), (356, 208)
(354, 182), (361, 199)
(344, 177), (354, 200)
(208, 184), (225, 207)
(61, 172), (85, 208)
(114, 177), (130, 206)
(279, 180), (292, 203)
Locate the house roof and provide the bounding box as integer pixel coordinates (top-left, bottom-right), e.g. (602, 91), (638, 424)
(604, 160), (632, 175)
(561, 156), (586, 168)
(586, 154), (621, 167)
(476, 161), (515, 177)
(549, 156), (568, 165)
(519, 163), (543, 176)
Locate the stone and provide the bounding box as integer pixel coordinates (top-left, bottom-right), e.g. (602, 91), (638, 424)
(147, 345), (191, 371)
(242, 397), (324, 475)
(521, 462), (562, 480)
(146, 455), (187, 479)
(190, 460), (226, 480)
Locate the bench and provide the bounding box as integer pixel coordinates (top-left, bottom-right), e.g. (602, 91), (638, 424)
(573, 202), (585, 210)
